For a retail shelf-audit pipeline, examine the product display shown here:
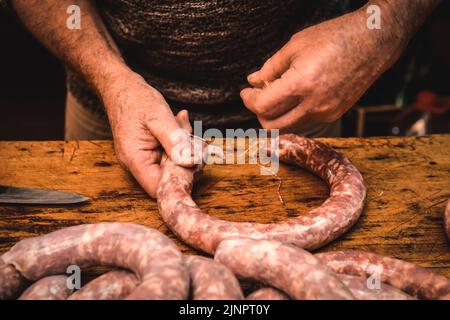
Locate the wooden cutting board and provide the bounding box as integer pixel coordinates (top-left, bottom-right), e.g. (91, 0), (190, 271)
(0, 135), (449, 276)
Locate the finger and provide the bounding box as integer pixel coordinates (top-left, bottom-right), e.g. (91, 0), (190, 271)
(144, 105), (197, 167)
(175, 109), (211, 165)
(176, 109), (192, 133)
(247, 44), (292, 87)
(241, 68), (302, 119)
(257, 98), (317, 133)
(160, 152), (168, 164)
(127, 150), (162, 198)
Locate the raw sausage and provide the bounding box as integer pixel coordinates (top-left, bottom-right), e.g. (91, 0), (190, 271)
(316, 250), (450, 299)
(0, 259), (28, 300)
(336, 274), (414, 300)
(157, 134), (366, 254)
(214, 238), (354, 300)
(2, 223), (189, 300)
(68, 270), (138, 300)
(1, 222), (189, 300)
(18, 275), (72, 300)
(246, 287), (289, 300)
(184, 255), (243, 300)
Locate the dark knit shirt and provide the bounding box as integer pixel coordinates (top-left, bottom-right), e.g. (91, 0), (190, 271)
(3, 0), (351, 127)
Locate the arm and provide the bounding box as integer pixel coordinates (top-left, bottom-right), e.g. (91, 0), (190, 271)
(377, 0), (442, 42)
(11, 0), (196, 197)
(12, 0), (124, 96)
(241, 0), (441, 132)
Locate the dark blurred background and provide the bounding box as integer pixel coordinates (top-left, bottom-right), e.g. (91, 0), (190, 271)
(0, 7), (66, 140)
(0, 1), (449, 140)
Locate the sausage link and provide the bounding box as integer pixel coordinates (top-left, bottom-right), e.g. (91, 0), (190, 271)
(1, 222), (189, 300)
(18, 275), (72, 300)
(68, 270), (138, 300)
(246, 287), (289, 300)
(445, 198), (450, 241)
(214, 238), (354, 300)
(0, 259), (29, 300)
(337, 274), (414, 300)
(157, 134), (366, 254)
(184, 255), (243, 300)
(316, 250), (450, 299)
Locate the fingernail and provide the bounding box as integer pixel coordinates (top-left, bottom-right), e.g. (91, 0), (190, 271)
(248, 71), (259, 81)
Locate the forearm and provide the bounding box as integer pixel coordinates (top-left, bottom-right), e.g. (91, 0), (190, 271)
(11, 0), (131, 96)
(368, 0), (441, 45)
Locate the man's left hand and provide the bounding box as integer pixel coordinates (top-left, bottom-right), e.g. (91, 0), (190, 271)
(241, 6), (405, 132)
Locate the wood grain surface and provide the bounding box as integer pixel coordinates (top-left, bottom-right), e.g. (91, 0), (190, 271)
(0, 135), (449, 277)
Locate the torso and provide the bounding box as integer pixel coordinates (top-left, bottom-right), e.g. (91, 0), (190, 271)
(99, 0), (303, 106)
(68, 0), (351, 128)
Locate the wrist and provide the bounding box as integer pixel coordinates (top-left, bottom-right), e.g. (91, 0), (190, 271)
(91, 63), (142, 128)
(352, 4), (407, 70)
(363, 0), (441, 50)
(88, 56), (134, 98)
(97, 66), (159, 128)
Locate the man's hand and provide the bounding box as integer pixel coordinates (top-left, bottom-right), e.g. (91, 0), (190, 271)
(241, 1), (440, 132)
(11, 0), (201, 198)
(102, 72), (196, 198)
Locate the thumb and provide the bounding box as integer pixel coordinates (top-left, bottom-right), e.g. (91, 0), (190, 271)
(144, 106), (198, 167)
(175, 109), (209, 166)
(175, 109), (193, 133)
(247, 44), (292, 88)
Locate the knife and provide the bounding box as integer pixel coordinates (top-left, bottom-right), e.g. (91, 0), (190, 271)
(0, 185), (90, 205)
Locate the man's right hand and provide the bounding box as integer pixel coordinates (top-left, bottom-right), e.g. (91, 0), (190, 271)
(101, 71), (197, 198)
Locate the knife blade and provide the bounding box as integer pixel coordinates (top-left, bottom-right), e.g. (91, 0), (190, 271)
(0, 185), (90, 205)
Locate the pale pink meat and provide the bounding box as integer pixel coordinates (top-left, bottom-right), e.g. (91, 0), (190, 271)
(157, 134), (366, 254)
(215, 238), (355, 300)
(19, 275), (72, 300)
(2, 222), (189, 300)
(316, 250), (450, 300)
(184, 255), (243, 300)
(68, 270), (138, 300)
(246, 287), (289, 300)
